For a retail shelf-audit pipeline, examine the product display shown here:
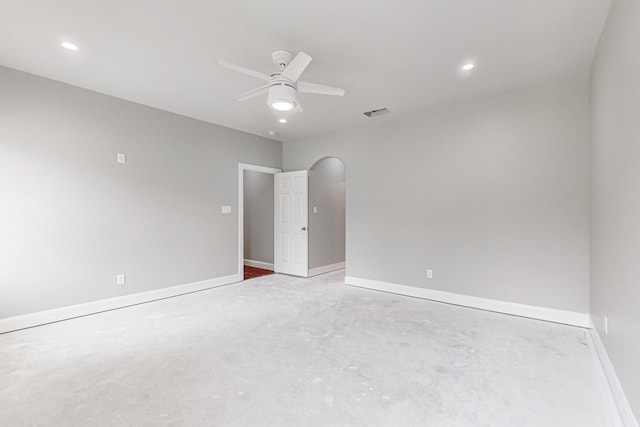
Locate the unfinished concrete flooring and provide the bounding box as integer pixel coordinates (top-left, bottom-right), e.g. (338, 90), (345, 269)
(0, 271), (617, 426)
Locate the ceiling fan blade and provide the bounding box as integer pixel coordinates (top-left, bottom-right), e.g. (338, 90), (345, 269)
(297, 81), (345, 96)
(218, 60), (271, 81)
(281, 52), (312, 82)
(235, 85), (270, 102)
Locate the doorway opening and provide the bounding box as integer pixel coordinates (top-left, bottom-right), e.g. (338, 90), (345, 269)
(238, 163), (281, 280)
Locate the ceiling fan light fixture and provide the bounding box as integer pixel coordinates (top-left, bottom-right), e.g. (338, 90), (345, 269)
(272, 101), (295, 111)
(220, 50), (345, 114)
(268, 84), (297, 111)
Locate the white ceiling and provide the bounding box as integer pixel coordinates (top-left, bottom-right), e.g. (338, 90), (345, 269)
(0, 0), (610, 142)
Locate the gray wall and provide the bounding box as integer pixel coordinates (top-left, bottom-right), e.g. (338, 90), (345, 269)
(590, 0), (640, 419)
(0, 66), (281, 318)
(284, 76), (590, 313)
(309, 157), (346, 269)
(243, 170), (274, 265)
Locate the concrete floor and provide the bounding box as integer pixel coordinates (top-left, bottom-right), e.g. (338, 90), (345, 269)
(0, 271), (618, 426)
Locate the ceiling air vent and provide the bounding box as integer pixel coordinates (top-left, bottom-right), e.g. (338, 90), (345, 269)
(363, 108), (390, 118)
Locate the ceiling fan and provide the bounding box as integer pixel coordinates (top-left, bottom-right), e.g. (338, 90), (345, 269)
(219, 50), (345, 112)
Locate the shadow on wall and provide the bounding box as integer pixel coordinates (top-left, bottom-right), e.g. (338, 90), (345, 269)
(308, 157), (346, 272)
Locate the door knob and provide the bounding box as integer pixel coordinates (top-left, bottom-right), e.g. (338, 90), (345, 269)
(302, 226), (308, 231)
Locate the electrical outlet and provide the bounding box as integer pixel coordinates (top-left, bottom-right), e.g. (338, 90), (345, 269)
(427, 269), (433, 279)
(117, 153), (126, 164)
(604, 315), (609, 334)
(221, 205), (232, 214)
(116, 274), (126, 285)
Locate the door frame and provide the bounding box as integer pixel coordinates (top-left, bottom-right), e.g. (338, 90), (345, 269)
(237, 163), (281, 278)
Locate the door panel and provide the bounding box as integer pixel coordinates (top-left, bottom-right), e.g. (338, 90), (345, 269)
(275, 170), (308, 276)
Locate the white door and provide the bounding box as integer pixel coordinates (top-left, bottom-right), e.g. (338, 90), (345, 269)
(275, 170), (308, 276)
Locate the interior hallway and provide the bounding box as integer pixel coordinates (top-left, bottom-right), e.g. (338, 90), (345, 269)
(0, 271), (617, 426)
(244, 265), (275, 281)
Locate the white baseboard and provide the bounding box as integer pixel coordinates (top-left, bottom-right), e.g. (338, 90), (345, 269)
(308, 261), (346, 277)
(243, 259), (274, 270)
(344, 276), (590, 328)
(589, 319), (639, 427)
(0, 273), (243, 334)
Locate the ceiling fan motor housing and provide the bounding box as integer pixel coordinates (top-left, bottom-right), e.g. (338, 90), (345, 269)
(271, 49), (294, 67)
(268, 83), (297, 110)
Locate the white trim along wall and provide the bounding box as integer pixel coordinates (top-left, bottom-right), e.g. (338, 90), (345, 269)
(344, 276), (590, 327)
(589, 320), (639, 427)
(0, 273), (242, 334)
(308, 262), (346, 277)
(244, 259), (275, 271)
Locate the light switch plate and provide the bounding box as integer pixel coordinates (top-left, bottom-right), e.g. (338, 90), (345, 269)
(116, 274), (126, 285)
(117, 153), (126, 164)
(313, 206), (318, 213)
(221, 205), (232, 214)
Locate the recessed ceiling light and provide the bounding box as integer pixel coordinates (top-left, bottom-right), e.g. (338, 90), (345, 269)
(279, 118), (287, 124)
(462, 63), (475, 71)
(61, 42), (79, 51)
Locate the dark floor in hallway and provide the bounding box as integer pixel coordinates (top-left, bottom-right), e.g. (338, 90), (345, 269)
(244, 265), (274, 280)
